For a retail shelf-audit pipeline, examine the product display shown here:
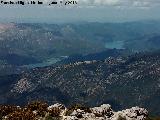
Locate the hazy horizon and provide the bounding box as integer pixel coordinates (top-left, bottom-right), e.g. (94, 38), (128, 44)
(0, 0), (160, 23)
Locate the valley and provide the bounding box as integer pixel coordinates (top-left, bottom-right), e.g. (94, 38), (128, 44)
(0, 21), (160, 118)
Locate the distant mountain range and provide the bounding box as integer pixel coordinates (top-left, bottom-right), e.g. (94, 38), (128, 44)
(1, 21), (160, 75)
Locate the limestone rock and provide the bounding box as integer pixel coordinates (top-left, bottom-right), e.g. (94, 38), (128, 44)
(91, 104), (113, 117)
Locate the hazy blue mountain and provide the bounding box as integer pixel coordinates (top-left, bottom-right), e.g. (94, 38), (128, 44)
(1, 21), (160, 72)
(56, 48), (132, 65)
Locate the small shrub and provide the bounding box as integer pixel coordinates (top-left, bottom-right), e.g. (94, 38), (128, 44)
(6, 110), (37, 120)
(46, 116), (62, 120)
(48, 107), (61, 117)
(117, 115), (127, 120)
(45, 115), (53, 120)
(44, 113), (62, 120)
(65, 104), (91, 116)
(0, 105), (21, 116)
(26, 101), (48, 117)
(147, 117), (160, 120)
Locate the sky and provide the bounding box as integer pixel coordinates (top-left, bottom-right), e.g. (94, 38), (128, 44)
(0, 0), (160, 23)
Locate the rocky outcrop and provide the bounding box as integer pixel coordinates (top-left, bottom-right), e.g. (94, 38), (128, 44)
(110, 107), (148, 120)
(48, 103), (148, 120)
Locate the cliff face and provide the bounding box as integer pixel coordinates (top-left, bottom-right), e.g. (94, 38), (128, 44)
(0, 102), (148, 120)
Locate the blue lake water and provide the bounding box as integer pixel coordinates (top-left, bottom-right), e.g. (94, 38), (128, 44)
(21, 41), (124, 69)
(105, 41), (124, 49)
(22, 57), (61, 69)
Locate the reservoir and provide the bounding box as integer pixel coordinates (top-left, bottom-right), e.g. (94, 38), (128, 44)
(105, 41), (124, 49)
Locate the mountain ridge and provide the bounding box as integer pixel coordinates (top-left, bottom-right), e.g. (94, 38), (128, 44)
(0, 51), (159, 115)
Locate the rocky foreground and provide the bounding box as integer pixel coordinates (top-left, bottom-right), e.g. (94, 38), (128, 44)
(60, 104), (148, 120)
(0, 101), (149, 120)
